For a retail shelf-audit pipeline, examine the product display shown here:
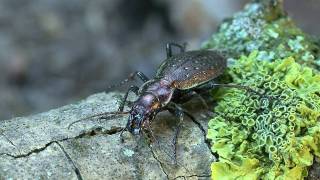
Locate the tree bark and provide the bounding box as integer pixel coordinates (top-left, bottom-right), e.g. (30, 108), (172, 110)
(0, 92), (214, 180)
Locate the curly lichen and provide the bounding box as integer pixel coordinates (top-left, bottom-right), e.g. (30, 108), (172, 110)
(202, 1), (320, 70)
(204, 1), (320, 179)
(207, 51), (320, 180)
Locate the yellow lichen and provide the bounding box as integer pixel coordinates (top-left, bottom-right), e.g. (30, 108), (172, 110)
(208, 52), (320, 180)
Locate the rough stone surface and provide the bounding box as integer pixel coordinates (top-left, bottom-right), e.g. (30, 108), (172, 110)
(0, 92), (214, 179)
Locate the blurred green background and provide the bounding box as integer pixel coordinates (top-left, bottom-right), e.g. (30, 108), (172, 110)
(0, 0), (319, 120)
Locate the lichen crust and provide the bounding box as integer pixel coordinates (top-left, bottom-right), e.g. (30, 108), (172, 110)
(202, 2), (320, 70)
(207, 51), (320, 180)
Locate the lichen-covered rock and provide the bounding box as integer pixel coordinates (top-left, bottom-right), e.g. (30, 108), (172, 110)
(207, 52), (320, 179)
(202, 0), (320, 69)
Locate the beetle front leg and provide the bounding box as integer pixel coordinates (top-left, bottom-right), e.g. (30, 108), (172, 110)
(118, 85), (139, 112)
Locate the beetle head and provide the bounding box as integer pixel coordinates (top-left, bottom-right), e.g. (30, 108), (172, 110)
(126, 105), (150, 135)
(127, 95), (159, 135)
(127, 110), (143, 135)
(126, 93), (160, 135)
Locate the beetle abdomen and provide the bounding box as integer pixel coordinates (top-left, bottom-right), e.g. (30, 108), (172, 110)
(155, 50), (226, 90)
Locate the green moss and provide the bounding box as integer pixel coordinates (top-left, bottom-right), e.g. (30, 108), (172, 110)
(207, 52), (320, 180)
(202, 1), (320, 70)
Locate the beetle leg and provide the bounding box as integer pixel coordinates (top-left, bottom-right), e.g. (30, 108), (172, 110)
(129, 71), (149, 82)
(173, 109), (183, 165)
(197, 81), (263, 96)
(166, 104), (185, 164)
(118, 83), (145, 142)
(208, 82), (258, 93)
(172, 90), (209, 109)
(206, 82), (271, 100)
(143, 120), (158, 143)
(166, 42), (187, 58)
(106, 71), (149, 91)
(179, 109), (204, 132)
(118, 85), (139, 112)
(192, 92), (209, 109)
(168, 103), (206, 137)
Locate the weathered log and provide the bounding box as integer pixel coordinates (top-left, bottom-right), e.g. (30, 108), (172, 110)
(0, 92), (214, 180)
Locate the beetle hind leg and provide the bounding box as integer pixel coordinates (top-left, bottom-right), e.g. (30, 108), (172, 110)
(172, 90), (209, 110)
(166, 104), (186, 164)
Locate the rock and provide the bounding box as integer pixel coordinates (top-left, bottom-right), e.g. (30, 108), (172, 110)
(307, 158), (320, 180)
(0, 92), (214, 179)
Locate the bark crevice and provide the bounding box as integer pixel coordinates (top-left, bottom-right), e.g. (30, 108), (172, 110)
(0, 126), (123, 159)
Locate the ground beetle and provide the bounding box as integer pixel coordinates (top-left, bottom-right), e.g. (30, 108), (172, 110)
(69, 43), (257, 160)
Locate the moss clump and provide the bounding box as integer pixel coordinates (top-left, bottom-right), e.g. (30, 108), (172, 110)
(202, 1), (320, 70)
(207, 51), (320, 180)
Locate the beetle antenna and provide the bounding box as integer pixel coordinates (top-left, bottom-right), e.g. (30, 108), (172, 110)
(68, 111), (129, 129)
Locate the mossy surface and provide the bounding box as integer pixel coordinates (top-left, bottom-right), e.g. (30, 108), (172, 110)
(202, 1), (320, 70)
(207, 52), (320, 180)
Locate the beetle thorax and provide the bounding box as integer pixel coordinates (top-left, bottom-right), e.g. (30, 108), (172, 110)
(135, 93), (160, 112)
(139, 79), (174, 108)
